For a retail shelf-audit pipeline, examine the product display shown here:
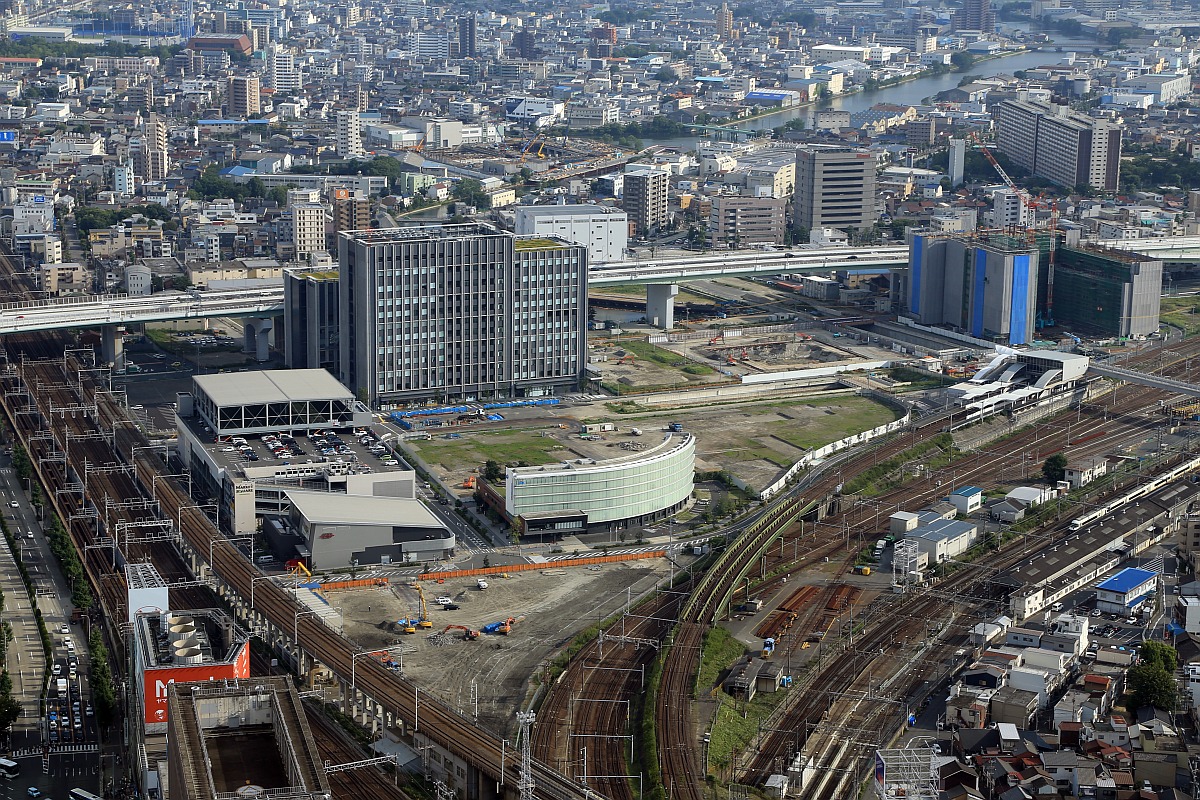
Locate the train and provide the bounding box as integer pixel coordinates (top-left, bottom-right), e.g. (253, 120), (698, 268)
(1068, 453), (1200, 532)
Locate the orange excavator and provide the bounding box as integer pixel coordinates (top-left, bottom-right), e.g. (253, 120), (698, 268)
(498, 616), (517, 635)
(442, 624), (479, 640)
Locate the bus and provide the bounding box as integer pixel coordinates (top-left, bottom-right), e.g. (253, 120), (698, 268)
(69, 789), (102, 800)
(0, 758), (18, 778)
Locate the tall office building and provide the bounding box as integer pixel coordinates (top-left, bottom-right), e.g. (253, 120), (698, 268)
(337, 224), (587, 406)
(708, 197), (788, 248)
(953, 0), (994, 31)
(908, 232), (1038, 345)
(289, 202), (327, 259)
(458, 15), (477, 58)
(716, 2), (734, 40)
(227, 75), (261, 118)
(624, 170), (669, 237)
(994, 100), (1121, 191)
(793, 146), (878, 238)
(336, 110), (364, 158)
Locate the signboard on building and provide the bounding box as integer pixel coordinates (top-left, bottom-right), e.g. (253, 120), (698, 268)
(0, 131), (16, 142)
(141, 641), (250, 723)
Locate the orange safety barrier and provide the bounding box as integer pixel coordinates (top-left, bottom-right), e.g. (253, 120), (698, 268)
(320, 577), (389, 592)
(419, 550), (667, 581)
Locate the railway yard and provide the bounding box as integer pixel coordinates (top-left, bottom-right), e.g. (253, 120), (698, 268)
(2, 240), (1200, 800)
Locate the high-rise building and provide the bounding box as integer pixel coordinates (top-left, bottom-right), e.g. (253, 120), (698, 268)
(336, 110), (364, 158)
(513, 28), (537, 59)
(336, 224), (587, 405)
(953, 0), (994, 31)
(716, 2), (734, 40)
(624, 170), (669, 237)
(1051, 244), (1162, 339)
(793, 146), (878, 238)
(948, 138), (966, 186)
(458, 15), (477, 58)
(227, 75), (260, 118)
(907, 232), (1039, 345)
(332, 195), (370, 242)
(708, 197), (788, 248)
(113, 161), (134, 195)
(283, 267), (340, 372)
(266, 44), (301, 92)
(988, 188), (1033, 228)
(136, 113), (170, 181)
(994, 100), (1121, 191)
(289, 202), (327, 259)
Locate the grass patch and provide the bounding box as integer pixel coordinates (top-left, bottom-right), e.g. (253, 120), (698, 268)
(618, 340), (716, 376)
(842, 433), (956, 496)
(410, 431), (569, 472)
(707, 690), (789, 776)
(696, 627), (749, 694)
(887, 366), (951, 391)
(1161, 296), (1200, 337)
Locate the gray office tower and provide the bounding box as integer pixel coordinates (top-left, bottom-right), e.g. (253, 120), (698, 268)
(793, 146), (878, 238)
(908, 232), (1039, 346)
(337, 224), (588, 407)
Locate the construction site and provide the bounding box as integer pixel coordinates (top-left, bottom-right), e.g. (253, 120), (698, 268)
(323, 559), (676, 737)
(403, 394), (900, 500)
(435, 134), (633, 185)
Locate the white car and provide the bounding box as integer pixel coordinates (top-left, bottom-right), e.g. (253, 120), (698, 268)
(8, 501), (17, 509)
(59, 624), (68, 635)
(1125, 617), (1139, 625)
(1090, 609), (1102, 617)
(436, 596), (453, 605)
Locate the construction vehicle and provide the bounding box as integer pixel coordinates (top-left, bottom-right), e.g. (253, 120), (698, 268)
(476, 578), (489, 590)
(442, 624), (480, 640)
(762, 637), (776, 658)
(416, 584), (434, 628)
(397, 618), (417, 634)
(708, 336), (723, 345)
(463, 475), (476, 489)
(668, 423), (683, 432)
(853, 565), (872, 576)
(616, 354), (636, 365)
(498, 616), (517, 635)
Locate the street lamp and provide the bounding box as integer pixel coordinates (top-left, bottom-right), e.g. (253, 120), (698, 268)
(249, 575), (273, 630)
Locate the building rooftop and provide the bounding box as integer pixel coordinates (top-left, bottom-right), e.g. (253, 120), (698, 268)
(193, 369), (353, 407)
(1096, 567), (1157, 594)
(507, 431), (693, 477)
(952, 486), (984, 497)
(285, 488), (443, 527)
(127, 562), (168, 590)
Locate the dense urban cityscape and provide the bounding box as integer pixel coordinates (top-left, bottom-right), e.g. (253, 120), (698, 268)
(4, 0), (1200, 797)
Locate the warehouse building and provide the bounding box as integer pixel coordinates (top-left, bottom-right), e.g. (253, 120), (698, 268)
(183, 369), (371, 438)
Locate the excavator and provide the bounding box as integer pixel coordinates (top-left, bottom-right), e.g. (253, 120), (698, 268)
(442, 624), (480, 640)
(498, 616), (517, 635)
(397, 618), (417, 634)
(416, 584), (434, 629)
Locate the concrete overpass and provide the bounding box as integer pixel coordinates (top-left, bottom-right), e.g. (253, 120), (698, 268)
(0, 287), (285, 365)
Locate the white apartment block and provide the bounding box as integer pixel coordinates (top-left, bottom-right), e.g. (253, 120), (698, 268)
(290, 203), (328, 258)
(336, 110), (364, 159)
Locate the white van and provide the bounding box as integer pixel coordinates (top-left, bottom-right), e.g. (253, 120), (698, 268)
(256, 555), (275, 565)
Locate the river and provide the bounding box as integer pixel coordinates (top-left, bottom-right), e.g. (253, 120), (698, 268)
(646, 32), (1104, 147)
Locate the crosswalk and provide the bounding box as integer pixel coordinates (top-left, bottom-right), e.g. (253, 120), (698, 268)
(11, 743), (98, 757)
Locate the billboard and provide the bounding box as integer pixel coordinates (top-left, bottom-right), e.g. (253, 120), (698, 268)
(142, 641), (250, 724)
(333, 188), (349, 200)
(0, 131), (16, 142)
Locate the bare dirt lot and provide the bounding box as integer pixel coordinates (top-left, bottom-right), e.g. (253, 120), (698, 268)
(333, 559), (675, 739)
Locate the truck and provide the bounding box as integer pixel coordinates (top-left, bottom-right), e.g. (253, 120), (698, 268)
(667, 423), (684, 432)
(852, 565), (871, 576)
(56, 678), (67, 696)
(476, 578), (489, 590)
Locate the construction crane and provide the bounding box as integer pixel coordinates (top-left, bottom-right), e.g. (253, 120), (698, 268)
(969, 131), (1059, 327)
(520, 133), (546, 163)
(287, 560), (311, 578)
(441, 624), (480, 640)
(416, 584), (434, 629)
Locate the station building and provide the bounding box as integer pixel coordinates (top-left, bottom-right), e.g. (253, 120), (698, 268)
(479, 432), (695, 534)
(945, 349), (1090, 420)
(1094, 567), (1158, 616)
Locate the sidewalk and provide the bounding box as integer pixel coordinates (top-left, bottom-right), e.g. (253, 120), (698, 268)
(0, 529), (48, 751)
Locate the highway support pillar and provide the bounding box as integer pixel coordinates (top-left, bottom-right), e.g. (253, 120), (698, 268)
(243, 317), (273, 362)
(101, 325), (125, 371)
(646, 283), (678, 329)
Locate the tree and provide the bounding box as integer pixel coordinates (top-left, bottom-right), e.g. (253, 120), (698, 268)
(482, 460), (504, 482)
(0, 672), (18, 734)
(1042, 452), (1068, 483)
(1127, 660), (1177, 711)
(653, 66), (678, 83)
(451, 178), (491, 210)
(1140, 640), (1178, 672)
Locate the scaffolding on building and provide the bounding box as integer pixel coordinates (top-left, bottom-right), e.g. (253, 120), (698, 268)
(892, 539), (921, 592)
(873, 747), (938, 800)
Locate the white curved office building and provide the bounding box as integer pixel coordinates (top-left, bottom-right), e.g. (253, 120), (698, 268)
(505, 432), (695, 533)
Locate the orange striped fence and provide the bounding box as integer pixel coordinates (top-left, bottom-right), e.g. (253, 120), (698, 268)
(419, 550), (668, 581)
(320, 577), (389, 592)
